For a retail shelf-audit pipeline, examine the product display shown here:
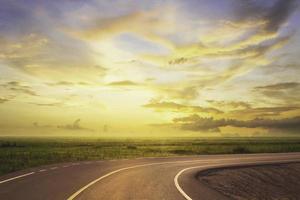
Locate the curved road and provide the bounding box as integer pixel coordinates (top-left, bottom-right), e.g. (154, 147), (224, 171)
(1, 153), (300, 200)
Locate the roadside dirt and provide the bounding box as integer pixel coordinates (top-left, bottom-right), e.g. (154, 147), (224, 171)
(198, 163), (300, 200)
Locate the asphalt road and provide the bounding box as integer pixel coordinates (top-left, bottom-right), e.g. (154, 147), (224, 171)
(1, 153), (300, 200)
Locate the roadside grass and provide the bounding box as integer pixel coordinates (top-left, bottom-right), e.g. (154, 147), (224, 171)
(0, 137), (300, 176)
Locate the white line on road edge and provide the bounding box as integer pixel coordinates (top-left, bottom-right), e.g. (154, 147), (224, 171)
(66, 154), (300, 200)
(174, 159), (300, 200)
(0, 172), (35, 184)
(50, 167), (58, 170)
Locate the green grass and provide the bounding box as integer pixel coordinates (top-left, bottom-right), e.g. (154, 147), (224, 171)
(1, 137), (300, 176)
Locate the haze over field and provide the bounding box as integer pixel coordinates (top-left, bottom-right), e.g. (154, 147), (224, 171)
(0, 0), (300, 137)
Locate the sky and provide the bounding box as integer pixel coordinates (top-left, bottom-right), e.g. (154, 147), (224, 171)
(0, 0), (300, 137)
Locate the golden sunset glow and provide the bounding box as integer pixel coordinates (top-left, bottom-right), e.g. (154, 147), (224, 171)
(0, 0), (300, 137)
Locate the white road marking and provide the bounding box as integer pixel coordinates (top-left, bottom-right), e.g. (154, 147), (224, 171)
(50, 167), (58, 170)
(71, 163), (80, 166)
(0, 172), (35, 184)
(63, 165), (69, 168)
(174, 159), (300, 200)
(38, 169), (47, 172)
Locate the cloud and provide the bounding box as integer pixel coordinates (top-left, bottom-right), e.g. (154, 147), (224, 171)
(32, 119), (93, 131)
(0, 32), (105, 82)
(235, 35), (291, 58)
(230, 106), (300, 118)
(48, 81), (75, 86)
(254, 82), (300, 104)
(144, 101), (223, 114)
(0, 81), (38, 96)
(70, 8), (175, 50)
(168, 57), (189, 65)
(107, 80), (140, 87)
(207, 100), (252, 110)
(47, 81), (92, 87)
(140, 28), (293, 101)
(28, 102), (63, 107)
(0, 34), (48, 71)
(0, 98), (9, 104)
(0, 34), (48, 58)
(57, 119), (90, 130)
(264, 0), (298, 33)
(255, 82), (300, 90)
(155, 86), (200, 100)
(142, 24), (292, 67)
(233, 0), (298, 33)
(172, 114), (300, 132)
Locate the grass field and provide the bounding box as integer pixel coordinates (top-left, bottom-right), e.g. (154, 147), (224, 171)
(1, 137), (300, 176)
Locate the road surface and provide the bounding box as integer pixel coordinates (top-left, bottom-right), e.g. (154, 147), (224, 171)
(0, 153), (300, 200)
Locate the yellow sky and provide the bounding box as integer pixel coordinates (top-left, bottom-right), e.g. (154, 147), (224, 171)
(0, 0), (300, 137)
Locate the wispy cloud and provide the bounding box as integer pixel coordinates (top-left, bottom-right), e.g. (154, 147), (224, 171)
(230, 106), (300, 118)
(47, 81), (92, 87)
(255, 82), (300, 90)
(107, 80), (140, 87)
(144, 101), (223, 114)
(233, 0), (298, 33)
(0, 98), (9, 104)
(207, 100), (252, 110)
(28, 102), (63, 107)
(254, 82), (300, 104)
(57, 119), (92, 131)
(0, 81), (38, 96)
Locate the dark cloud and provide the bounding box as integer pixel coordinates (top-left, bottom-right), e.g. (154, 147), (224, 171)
(49, 81), (74, 86)
(234, 0), (298, 33)
(168, 57), (189, 65)
(264, 0), (298, 33)
(9, 87), (38, 96)
(233, 0), (264, 21)
(107, 80), (140, 86)
(32, 119), (93, 131)
(0, 98), (9, 104)
(172, 114), (300, 132)
(28, 102), (63, 107)
(57, 119), (90, 130)
(207, 100), (252, 110)
(254, 82), (300, 104)
(255, 82), (300, 90)
(231, 106), (300, 117)
(47, 81), (91, 86)
(144, 101), (223, 114)
(0, 81), (38, 96)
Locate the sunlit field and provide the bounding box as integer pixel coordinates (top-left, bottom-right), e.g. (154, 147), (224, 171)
(1, 137), (300, 176)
